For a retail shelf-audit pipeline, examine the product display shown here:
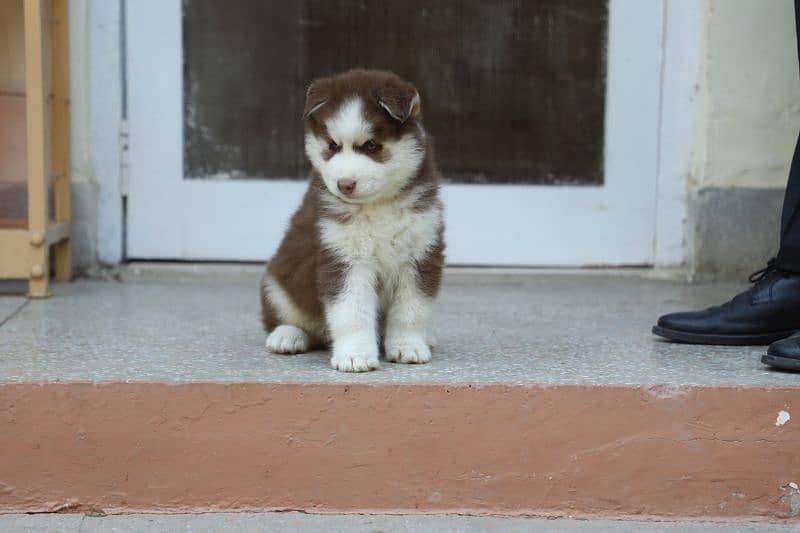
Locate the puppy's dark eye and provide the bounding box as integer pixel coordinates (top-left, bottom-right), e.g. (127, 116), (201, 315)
(362, 140), (380, 153)
(328, 140), (341, 152)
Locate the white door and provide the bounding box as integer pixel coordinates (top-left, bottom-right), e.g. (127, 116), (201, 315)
(126, 0), (665, 266)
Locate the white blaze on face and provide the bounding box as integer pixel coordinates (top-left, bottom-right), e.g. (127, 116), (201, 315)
(305, 97), (424, 204)
(326, 98), (372, 147)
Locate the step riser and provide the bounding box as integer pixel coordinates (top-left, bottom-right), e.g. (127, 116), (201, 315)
(1, 383), (798, 519)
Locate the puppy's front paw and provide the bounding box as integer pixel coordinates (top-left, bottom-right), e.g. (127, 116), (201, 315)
(330, 353), (380, 372)
(265, 325), (310, 354)
(385, 334), (432, 364)
(330, 335), (379, 372)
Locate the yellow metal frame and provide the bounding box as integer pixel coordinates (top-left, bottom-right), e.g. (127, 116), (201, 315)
(0, 0), (71, 297)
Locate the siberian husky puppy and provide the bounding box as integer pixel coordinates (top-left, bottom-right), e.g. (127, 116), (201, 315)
(261, 69), (444, 373)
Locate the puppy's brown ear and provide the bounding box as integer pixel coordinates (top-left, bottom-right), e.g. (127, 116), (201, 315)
(303, 80), (328, 118)
(375, 81), (421, 123)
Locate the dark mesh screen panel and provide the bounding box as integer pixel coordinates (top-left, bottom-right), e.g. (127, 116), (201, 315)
(183, 0), (607, 184)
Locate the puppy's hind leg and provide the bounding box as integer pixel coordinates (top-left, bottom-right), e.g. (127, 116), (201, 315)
(261, 273), (323, 355)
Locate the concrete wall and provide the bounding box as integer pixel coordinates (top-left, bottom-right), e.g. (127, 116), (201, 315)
(690, 0), (800, 278)
(70, 0), (99, 276)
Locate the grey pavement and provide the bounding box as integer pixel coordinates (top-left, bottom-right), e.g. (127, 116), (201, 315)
(0, 271), (796, 385)
(0, 296), (25, 327)
(0, 513), (796, 532)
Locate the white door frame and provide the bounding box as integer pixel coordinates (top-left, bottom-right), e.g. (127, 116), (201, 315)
(88, 0), (125, 265)
(654, 0), (704, 268)
(92, 0), (702, 267)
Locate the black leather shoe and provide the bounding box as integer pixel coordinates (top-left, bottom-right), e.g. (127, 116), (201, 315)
(653, 260), (800, 345)
(762, 333), (800, 371)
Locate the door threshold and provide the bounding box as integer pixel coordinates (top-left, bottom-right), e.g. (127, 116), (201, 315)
(444, 265), (687, 280)
(116, 261), (688, 283)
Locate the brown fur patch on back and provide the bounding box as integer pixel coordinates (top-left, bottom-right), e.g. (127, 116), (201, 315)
(264, 177), (348, 332)
(317, 246), (350, 304)
(260, 275), (279, 332)
(405, 137), (440, 212)
(415, 219), (446, 298)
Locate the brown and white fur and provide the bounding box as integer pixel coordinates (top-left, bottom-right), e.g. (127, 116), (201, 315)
(260, 69), (445, 373)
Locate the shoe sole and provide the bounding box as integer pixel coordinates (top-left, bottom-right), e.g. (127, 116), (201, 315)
(761, 354), (800, 371)
(652, 325), (797, 346)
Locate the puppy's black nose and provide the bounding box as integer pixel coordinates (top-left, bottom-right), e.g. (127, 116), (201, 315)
(337, 179), (357, 196)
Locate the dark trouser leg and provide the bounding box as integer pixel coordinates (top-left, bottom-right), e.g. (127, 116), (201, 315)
(765, 5), (800, 367)
(776, 135), (800, 272)
(776, 0), (800, 272)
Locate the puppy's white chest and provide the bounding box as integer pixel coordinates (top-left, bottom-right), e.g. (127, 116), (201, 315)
(319, 204), (439, 271)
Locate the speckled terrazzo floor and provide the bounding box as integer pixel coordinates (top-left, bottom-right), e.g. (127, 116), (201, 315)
(0, 271), (797, 385)
(0, 296), (25, 326)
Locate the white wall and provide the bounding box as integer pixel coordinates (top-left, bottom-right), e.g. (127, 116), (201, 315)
(683, 0), (800, 277)
(694, 0), (800, 190)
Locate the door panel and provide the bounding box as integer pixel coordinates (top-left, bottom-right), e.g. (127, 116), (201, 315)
(183, 0), (608, 185)
(126, 0), (663, 265)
